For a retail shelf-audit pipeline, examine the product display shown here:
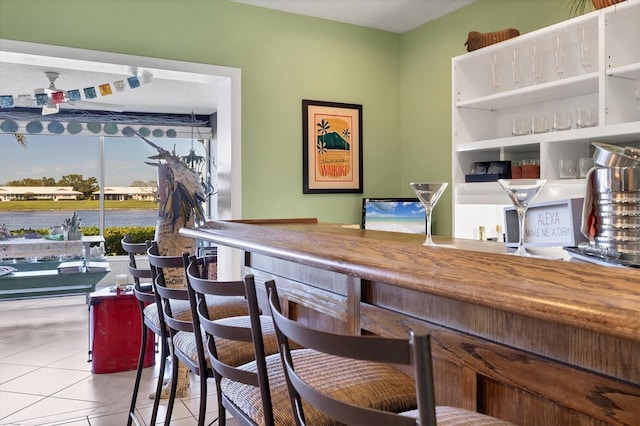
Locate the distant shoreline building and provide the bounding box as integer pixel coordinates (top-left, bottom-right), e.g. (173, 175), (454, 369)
(93, 187), (157, 201)
(0, 186), (157, 202)
(0, 186), (82, 202)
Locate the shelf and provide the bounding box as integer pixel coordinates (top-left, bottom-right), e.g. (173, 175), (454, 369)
(452, 1), (640, 238)
(455, 121), (640, 152)
(455, 180), (587, 205)
(606, 62), (640, 80)
(456, 73), (598, 110)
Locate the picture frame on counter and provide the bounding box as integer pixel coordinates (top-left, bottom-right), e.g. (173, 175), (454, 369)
(302, 99), (363, 194)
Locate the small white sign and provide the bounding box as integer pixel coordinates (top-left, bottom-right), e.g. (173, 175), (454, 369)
(526, 204), (574, 244)
(505, 198), (587, 247)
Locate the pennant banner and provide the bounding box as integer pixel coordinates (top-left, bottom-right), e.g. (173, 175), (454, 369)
(0, 73), (153, 109)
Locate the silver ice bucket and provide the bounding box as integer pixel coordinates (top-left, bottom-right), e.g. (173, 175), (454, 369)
(582, 143), (640, 262)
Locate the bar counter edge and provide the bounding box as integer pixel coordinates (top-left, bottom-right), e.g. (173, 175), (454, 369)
(180, 218), (640, 426)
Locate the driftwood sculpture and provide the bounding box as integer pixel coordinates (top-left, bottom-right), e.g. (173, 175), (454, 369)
(139, 132), (207, 399)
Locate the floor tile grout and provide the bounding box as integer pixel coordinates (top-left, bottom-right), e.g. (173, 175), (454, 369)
(0, 293), (221, 425)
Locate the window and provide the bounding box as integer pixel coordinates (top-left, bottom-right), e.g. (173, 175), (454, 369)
(0, 132), (213, 234)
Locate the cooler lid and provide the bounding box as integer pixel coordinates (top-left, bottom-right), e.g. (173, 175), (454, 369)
(592, 142), (640, 168)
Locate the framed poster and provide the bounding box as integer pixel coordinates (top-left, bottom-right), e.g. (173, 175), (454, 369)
(302, 99), (363, 193)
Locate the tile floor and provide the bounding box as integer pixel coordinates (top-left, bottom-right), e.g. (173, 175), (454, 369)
(0, 292), (228, 425)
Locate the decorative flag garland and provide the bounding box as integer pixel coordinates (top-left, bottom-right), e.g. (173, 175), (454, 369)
(0, 72), (152, 109)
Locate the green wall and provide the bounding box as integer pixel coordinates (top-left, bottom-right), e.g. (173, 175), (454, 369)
(0, 0), (575, 234)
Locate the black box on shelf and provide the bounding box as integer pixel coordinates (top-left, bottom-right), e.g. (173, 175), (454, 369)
(465, 161), (511, 182)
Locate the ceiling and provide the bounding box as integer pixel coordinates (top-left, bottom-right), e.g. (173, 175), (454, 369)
(0, 52), (220, 116)
(0, 0), (475, 118)
(230, 0), (476, 33)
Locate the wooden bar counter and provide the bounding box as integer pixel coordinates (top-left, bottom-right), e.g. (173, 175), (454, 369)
(180, 219), (640, 425)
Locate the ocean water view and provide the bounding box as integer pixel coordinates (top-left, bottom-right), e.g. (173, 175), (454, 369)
(0, 209), (158, 231)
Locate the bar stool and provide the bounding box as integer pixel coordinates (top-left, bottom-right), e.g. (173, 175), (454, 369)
(147, 242), (251, 425)
(120, 235), (163, 426)
(266, 280), (517, 426)
(195, 274), (419, 426)
(185, 255), (283, 425)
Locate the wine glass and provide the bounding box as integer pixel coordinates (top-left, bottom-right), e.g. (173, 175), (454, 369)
(497, 179), (546, 256)
(510, 45), (523, 89)
(553, 32), (568, 78)
(529, 39), (544, 84)
(491, 52), (501, 94)
(579, 25), (592, 73)
(410, 182), (448, 246)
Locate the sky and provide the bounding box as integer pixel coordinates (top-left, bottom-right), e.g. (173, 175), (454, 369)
(0, 133), (207, 187)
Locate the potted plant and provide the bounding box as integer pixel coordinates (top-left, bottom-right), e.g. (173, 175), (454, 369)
(63, 212), (82, 240)
(569, 0), (625, 16)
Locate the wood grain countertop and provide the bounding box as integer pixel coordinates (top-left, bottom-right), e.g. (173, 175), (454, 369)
(180, 219), (640, 342)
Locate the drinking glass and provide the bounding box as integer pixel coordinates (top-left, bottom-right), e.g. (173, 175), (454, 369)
(530, 39), (544, 84)
(553, 32), (568, 78)
(576, 107), (597, 128)
(579, 25), (592, 73)
(579, 157), (593, 179)
(410, 182), (448, 246)
(510, 45), (523, 89)
(552, 111), (572, 131)
(491, 52), (501, 94)
(511, 117), (529, 136)
(497, 179), (546, 256)
(559, 159), (578, 179)
(532, 114), (549, 134)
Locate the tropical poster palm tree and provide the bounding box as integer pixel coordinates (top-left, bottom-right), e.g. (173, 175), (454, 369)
(303, 100), (362, 193)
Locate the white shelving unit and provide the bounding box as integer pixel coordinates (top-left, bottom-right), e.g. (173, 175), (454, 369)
(452, 0), (640, 240)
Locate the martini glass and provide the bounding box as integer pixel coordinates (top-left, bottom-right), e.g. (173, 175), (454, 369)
(410, 182), (448, 246)
(497, 179), (546, 256)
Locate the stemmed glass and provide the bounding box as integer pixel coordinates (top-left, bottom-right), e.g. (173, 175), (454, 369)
(510, 45), (523, 89)
(579, 25), (592, 73)
(497, 179), (546, 256)
(410, 182), (448, 246)
(491, 52), (501, 94)
(530, 39), (544, 84)
(553, 32), (568, 78)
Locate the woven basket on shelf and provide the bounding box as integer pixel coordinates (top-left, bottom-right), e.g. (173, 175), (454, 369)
(592, 0), (624, 8)
(465, 28), (520, 52)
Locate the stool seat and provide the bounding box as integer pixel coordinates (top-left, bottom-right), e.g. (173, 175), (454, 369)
(221, 348), (417, 426)
(403, 406), (516, 425)
(143, 295), (249, 330)
(172, 314), (279, 369)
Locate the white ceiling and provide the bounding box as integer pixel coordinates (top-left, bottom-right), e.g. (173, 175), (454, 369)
(0, 0), (474, 117)
(230, 0), (476, 33)
(0, 50), (220, 116)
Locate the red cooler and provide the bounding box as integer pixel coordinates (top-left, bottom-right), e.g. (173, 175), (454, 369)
(89, 287), (155, 374)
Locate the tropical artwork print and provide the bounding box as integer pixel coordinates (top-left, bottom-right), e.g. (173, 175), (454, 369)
(303, 100), (362, 193)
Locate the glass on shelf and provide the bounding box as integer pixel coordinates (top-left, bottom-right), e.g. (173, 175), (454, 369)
(553, 32), (568, 78)
(511, 117), (529, 136)
(491, 52), (501, 94)
(576, 107), (597, 128)
(559, 158), (578, 179)
(521, 159), (540, 178)
(579, 24), (593, 73)
(511, 160), (522, 178)
(552, 111), (572, 131)
(531, 114), (549, 134)
(529, 39), (544, 84)
(510, 44), (523, 89)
